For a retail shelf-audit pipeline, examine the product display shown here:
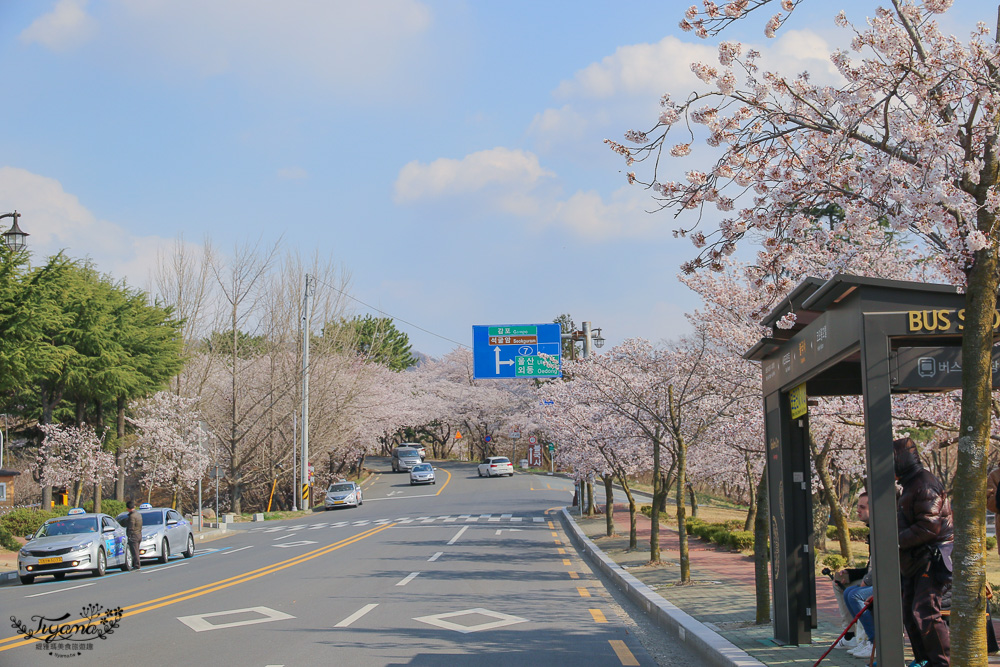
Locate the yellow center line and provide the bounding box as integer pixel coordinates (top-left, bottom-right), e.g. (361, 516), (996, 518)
(557, 548), (566, 555)
(433, 467), (452, 496)
(562, 559), (571, 566)
(589, 608), (608, 623)
(609, 640), (640, 666)
(568, 571), (579, 579)
(554, 539), (562, 546)
(547, 521), (555, 529)
(577, 587), (590, 597)
(0, 523), (394, 652)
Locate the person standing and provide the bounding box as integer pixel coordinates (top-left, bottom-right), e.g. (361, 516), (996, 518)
(125, 500), (143, 571)
(894, 436), (953, 667)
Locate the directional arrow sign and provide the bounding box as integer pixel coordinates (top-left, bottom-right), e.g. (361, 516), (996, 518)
(473, 324), (562, 379)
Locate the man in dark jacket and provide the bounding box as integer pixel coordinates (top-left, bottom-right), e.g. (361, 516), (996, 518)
(894, 436), (953, 667)
(125, 500), (143, 571)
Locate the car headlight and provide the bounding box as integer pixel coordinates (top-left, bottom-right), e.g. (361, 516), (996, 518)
(19, 548), (30, 558)
(346, 494), (356, 501)
(72, 540), (94, 551)
(141, 535), (155, 544)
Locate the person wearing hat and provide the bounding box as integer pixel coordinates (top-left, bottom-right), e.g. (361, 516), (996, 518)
(125, 500), (143, 571)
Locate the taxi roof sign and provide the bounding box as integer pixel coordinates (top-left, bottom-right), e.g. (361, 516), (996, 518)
(68, 507), (86, 515)
(139, 503), (152, 510)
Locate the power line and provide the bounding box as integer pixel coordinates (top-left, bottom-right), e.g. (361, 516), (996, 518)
(310, 275), (469, 350)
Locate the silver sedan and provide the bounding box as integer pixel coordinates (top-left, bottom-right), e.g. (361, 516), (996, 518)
(325, 482), (363, 509)
(116, 505), (195, 563)
(18, 509), (132, 584)
(409, 463), (436, 485)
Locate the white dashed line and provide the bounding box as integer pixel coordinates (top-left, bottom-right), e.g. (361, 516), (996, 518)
(274, 533), (298, 540)
(448, 526), (468, 545)
(428, 552), (443, 562)
(221, 546), (253, 555)
(396, 572), (420, 586)
(24, 583), (95, 598)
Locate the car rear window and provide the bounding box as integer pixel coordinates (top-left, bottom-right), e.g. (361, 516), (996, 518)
(492, 458), (510, 464)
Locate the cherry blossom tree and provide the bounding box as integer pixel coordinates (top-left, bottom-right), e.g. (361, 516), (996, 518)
(36, 424), (116, 507)
(612, 3), (1000, 656)
(129, 392), (210, 507)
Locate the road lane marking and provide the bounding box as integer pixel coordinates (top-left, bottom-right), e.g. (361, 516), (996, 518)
(396, 572), (420, 586)
(24, 583), (95, 598)
(589, 609), (608, 623)
(221, 546), (253, 555)
(308, 524), (328, 530)
(533, 517), (544, 523)
(551, 531), (558, 537)
(272, 540), (318, 548)
(557, 548), (566, 555)
(548, 521), (555, 529)
(433, 468), (452, 495)
(562, 559), (571, 566)
(511, 517), (522, 522)
(0, 523), (395, 652)
(554, 539), (562, 545)
(465, 516), (479, 522)
(149, 562), (188, 573)
(334, 603), (378, 627)
(414, 608), (528, 633)
(178, 606), (295, 632)
(609, 640), (640, 666)
(447, 526), (468, 545)
(577, 587), (590, 597)
(568, 571), (579, 579)
(428, 552), (443, 562)
(274, 533), (298, 540)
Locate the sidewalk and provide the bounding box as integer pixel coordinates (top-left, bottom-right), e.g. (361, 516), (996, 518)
(566, 503), (1000, 667)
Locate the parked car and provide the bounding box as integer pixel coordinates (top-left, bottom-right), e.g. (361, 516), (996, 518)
(18, 508), (132, 584)
(392, 446), (422, 472)
(409, 463), (436, 485)
(478, 456), (514, 477)
(325, 481), (363, 509)
(115, 504), (195, 564)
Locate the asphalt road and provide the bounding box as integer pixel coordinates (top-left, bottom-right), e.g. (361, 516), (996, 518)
(0, 460), (700, 666)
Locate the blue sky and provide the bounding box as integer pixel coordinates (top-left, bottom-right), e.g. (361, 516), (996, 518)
(0, 1), (987, 358)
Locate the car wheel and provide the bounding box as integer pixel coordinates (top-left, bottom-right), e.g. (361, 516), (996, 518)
(410, 480), (415, 486)
(92, 548), (107, 577)
(183, 534), (195, 558)
(19, 575), (34, 585)
(120, 546), (133, 572)
(53, 572), (66, 580)
(478, 469), (483, 477)
(159, 540), (169, 564)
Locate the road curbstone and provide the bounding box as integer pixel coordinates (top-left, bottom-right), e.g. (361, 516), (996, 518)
(560, 507), (765, 667)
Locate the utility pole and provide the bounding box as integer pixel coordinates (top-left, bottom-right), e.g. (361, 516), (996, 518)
(301, 274), (314, 510)
(291, 413), (297, 511)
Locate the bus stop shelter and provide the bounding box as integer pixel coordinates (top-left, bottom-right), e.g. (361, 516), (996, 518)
(745, 274), (988, 666)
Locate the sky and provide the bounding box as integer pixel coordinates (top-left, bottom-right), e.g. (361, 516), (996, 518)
(0, 1), (988, 359)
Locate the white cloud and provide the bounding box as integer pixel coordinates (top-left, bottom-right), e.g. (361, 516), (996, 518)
(95, 0), (433, 96)
(0, 166), (178, 288)
(20, 0), (98, 52)
(277, 167), (308, 180)
(393, 148), (555, 203)
(549, 188), (666, 241)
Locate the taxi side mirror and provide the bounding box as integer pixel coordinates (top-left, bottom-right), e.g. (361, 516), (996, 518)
(103, 525), (116, 533)
(24, 533), (33, 541)
(167, 519), (178, 526)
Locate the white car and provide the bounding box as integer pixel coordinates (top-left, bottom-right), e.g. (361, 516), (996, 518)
(18, 508), (132, 584)
(325, 481), (363, 509)
(478, 457), (514, 477)
(409, 463), (436, 485)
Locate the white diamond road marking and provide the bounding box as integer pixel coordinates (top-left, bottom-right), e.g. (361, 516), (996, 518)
(272, 540), (317, 548)
(414, 608), (529, 634)
(177, 606), (295, 633)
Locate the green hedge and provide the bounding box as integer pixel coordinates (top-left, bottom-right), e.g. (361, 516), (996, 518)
(0, 523), (20, 552)
(728, 530), (754, 551)
(989, 537), (998, 552)
(822, 554), (847, 570)
(825, 525), (870, 541)
(83, 499), (127, 517)
(0, 506), (72, 537)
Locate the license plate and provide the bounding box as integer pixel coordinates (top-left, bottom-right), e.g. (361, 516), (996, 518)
(333, 500), (344, 504)
(38, 557), (63, 565)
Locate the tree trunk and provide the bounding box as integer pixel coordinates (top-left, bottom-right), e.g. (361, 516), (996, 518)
(812, 491), (828, 552)
(650, 437), (666, 564)
(754, 472), (771, 624)
(603, 473), (615, 537)
(586, 480), (595, 516)
(72, 480), (82, 507)
(744, 459), (757, 531)
(676, 440), (690, 582)
(812, 435), (851, 560)
(686, 482), (698, 518)
(951, 237), (999, 667)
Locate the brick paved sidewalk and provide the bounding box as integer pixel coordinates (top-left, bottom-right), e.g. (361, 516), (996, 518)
(574, 503), (1000, 666)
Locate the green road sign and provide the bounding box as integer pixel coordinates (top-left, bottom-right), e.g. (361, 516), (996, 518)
(547, 443), (555, 452)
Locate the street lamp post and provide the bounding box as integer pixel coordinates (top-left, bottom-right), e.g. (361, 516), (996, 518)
(0, 212), (28, 252)
(558, 321), (605, 515)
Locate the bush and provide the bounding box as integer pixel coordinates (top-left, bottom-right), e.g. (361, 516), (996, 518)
(989, 537), (998, 552)
(640, 505), (652, 518)
(826, 525), (837, 539)
(822, 554), (846, 570)
(686, 517), (706, 535)
(850, 526), (869, 541)
(0, 508), (56, 537)
(82, 499), (127, 517)
(728, 530), (754, 551)
(0, 523), (20, 552)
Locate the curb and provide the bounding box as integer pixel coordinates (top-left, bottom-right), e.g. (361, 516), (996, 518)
(560, 507), (766, 667)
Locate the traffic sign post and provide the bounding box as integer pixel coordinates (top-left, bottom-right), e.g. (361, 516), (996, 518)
(472, 324), (562, 379)
(548, 443), (555, 475)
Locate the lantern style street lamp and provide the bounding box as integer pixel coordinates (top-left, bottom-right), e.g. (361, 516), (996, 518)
(0, 212), (28, 252)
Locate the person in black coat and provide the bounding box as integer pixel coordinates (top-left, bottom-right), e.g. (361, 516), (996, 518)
(894, 436), (953, 667)
(125, 500), (143, 571)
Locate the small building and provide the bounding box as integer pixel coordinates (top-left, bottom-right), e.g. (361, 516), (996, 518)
(0, 468), (21, 508)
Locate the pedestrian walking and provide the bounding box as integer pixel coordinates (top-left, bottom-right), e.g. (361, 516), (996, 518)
(125, 500), (143, 571)
(894, 436), (953, 667)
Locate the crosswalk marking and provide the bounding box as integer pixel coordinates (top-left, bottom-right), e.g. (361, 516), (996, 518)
(246, 514), (549, 533)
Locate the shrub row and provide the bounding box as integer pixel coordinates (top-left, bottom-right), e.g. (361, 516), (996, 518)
(0, 506), (71, 537)
(0, 523), (20, 552)
(825, 525), (870, 541)
(686, 517), (755, 552)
